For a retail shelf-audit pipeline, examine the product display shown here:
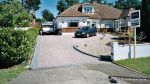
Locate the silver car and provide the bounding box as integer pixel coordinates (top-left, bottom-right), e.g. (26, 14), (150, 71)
(40, 22), (55, 35)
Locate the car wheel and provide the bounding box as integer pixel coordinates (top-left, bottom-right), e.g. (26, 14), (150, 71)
(86, 34), (89, 38)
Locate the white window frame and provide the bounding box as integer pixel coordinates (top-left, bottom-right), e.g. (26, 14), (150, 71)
(84, 6), (93, 13)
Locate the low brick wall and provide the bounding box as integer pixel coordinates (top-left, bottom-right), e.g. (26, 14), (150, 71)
(62, 28), (104, 32)
(62, 27), (79, 32)
(98, 28), (114, 32)
(62, 27), (114, 32)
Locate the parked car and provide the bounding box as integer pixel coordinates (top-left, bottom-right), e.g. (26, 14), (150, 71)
(40, 22), (62, 35)
(40, 22), (55, 35)
(75, 26), (97, 38)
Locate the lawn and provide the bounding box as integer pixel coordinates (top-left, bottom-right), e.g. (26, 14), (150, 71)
(0, 62), (27, 84)
(115, 57), (150, 76)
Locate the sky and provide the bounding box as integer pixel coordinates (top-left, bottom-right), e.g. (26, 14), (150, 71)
(35, 0), (115, 19)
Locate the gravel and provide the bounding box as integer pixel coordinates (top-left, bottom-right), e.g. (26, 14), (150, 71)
(74, 34), (118, 57)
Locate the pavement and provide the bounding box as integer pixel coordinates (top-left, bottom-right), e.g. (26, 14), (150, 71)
(7, 34), (150, 84)
(84, 63), (150, 84)
(7, 66), (130, 84)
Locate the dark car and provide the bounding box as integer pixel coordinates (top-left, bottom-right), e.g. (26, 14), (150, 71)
(75, 26), (97, 38)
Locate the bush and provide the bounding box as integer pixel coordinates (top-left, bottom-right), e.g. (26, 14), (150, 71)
(0, 28), (39, 68)
(0, 1), (32, 27)
(24, 28), (39, 57)
(25, 28), (39, 45)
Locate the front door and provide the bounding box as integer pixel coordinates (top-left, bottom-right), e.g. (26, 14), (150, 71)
(114, 20), (121, 32)
(92, 22), (96, 27)
(87, 21), (90, 26)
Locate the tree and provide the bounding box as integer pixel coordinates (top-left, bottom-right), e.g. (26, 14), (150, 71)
(24, 0), (40, 27)
(57, 0), (67, 14)
(97, 0), (107, 4)
(36, 18), (44, 24)
(83, 0), (107, 4)
(114, 0), (141, 9)
(0, 0), (32, 27)
(57, 0), (79, 14)
(125, 0), (141, 9)
(114, 0), (126, 9)
(141, 0), (150, 40)
(42, 9), (55, 22)
(65, 0), (79, 7)
(24, 0), (40, 12)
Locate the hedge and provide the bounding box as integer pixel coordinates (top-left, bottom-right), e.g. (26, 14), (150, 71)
(0, 28), (39, 68)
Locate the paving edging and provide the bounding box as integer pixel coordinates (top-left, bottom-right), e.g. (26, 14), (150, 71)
(27, 36), (40, 69)
(112, 61), (150, 78)
(73, 44), (99, 58)
(26, 36), (40, 69)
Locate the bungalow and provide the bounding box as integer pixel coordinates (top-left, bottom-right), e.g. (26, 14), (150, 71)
(56, 2), (134, 32)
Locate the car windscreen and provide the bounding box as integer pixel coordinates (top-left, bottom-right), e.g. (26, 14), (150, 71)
(79, 27), (89, 30)
(42, 25), (53, 28)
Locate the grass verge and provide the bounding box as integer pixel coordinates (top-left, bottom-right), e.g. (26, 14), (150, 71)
(115, 57), (150, 76)
(0, 62), (27, 84)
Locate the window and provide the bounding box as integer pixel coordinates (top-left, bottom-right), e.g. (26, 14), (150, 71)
(87, 21), (90, 26)
(105, 21), (113, 28)
(84, 6), (93, 13)
(92, 22), (96, 27)
(87, 7), (90, 12)
(120, 19), (125, 27)
(90, 7), (92, 12)
(84, 7), (86, 13)
(68, 20), (79, 27)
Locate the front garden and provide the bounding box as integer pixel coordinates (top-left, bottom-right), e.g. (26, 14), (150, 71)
(115, 57), (150, 76)
(0, 28), (39, 84)
(0, 0), (40, 83)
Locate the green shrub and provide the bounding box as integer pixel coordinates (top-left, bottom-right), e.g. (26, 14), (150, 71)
(0, 28), (39, 68)
(0, 1), (32, 27)
(25, 28), (39, 46)
(24, 28), (39, 59)
(0, 28), (26, 67)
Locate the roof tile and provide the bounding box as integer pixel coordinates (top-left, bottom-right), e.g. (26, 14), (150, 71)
(58, 3), (123, 20)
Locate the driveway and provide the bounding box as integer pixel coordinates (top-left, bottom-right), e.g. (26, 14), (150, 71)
(31, 34), (109, 69)
(8, 34), (150, 84)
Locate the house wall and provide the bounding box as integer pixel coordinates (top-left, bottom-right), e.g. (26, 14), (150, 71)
(123, 17), (131, 27)
(56, 17), (88, 28)
(56, 17), (116, 32)
(113, 18), (132, 32)
(56, 17), (114, 29)
(87, 19), (101, 28)
(112, 42), (150, 61)
(127, 17), (131, 27)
